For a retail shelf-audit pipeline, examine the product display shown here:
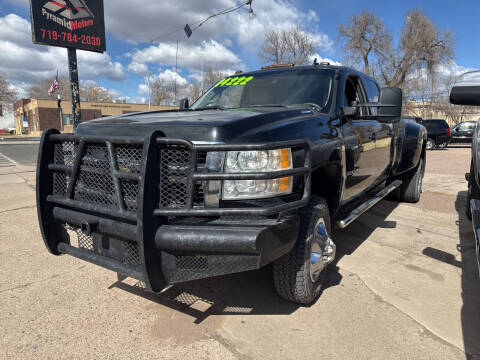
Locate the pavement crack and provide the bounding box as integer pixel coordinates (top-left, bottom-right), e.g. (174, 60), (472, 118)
(339, 267), (464, 353)
(0, 265), (86, 294)
(209, 331), (255, 360)
(0, 205), (36, 214)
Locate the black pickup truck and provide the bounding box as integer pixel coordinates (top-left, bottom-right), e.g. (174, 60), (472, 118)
(37, 64), (427, 304)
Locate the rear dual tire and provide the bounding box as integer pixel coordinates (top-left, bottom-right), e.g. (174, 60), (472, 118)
(390, 157), (425, 203)
(466, 161), (480, 220)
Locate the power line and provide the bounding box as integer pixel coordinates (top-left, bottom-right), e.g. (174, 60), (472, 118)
(148, 0), (253, 43)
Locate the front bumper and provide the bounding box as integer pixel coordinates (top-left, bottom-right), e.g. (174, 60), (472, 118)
(451, 136), (472, 144)
(470, 200), (480, 277)
(434, 135), (451, 145)
(37, 130), (310, 291)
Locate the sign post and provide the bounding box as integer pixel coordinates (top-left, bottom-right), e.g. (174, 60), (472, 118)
(67, 48), (81, 129)
(29, 0), (106, 131)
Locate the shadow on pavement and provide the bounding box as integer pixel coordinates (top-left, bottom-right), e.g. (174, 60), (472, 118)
(454, 190), (480, 358)
(110, 265), (303, 323)
(111, 198), (399, 324)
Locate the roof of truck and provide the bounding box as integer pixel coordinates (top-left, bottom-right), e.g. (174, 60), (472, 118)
(238, 64), (378, 84)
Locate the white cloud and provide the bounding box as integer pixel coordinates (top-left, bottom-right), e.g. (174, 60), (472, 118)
(128, 62), (148, 76)
(130, 40), (242, 73)
(138, 69), (188, 96)
(103, 0), (333, 53)
(436, 61), (477, 78)
(157, 69), (187, 86)
(311, 33), (334, 54)
(138, 83), (149, 96)
(309, 53), (342, 66)
(0, 14), (126, 83)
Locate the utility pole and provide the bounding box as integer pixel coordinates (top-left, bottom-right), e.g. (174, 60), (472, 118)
(174, 40), (178, 105)
(147, 73), (151, 111)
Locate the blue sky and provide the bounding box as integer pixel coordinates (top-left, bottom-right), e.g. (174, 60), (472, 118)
(0, 0), (477, 105)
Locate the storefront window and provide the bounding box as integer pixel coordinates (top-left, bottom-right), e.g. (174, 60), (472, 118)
(62, 114), (73, 125)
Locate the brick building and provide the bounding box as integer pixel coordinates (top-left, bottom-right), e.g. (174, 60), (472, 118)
(13, 99), (175, 135)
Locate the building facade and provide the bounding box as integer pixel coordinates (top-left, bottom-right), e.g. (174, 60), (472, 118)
(403, 101), (480, 127)
(13, 99), (176, 135)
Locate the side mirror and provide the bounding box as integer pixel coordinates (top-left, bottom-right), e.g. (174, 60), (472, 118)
(179, 98), (189, 110)
(450, 71), (480, 105)
(378, 87), (402, 122)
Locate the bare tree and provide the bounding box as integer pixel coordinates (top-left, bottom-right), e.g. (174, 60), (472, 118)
(0, 75), (17, 105)
(27, 76), (72, 101)
(202, 69), (230, 90)
(259, 26), (314, 65)
(182, 83), (202, 104)
(381, 9), (454, 87)
(338, 9), (454, 88)
(338, 11), (391, 75)
(80, 83), (114, 103)
(435, 73), (478, 124)
(151, 78), (176, 105)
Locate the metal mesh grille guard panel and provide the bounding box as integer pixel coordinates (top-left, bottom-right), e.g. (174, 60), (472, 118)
(43, 132), (311, 219)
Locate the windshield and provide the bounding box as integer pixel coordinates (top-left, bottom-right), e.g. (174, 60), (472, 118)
(190, 68), (335, 113)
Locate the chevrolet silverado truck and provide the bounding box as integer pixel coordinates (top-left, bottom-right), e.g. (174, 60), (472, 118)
(37, 64), (427, 304)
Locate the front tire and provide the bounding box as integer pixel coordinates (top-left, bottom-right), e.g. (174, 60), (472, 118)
(437, 142), (448, 149)
(273, 196), (333, 304)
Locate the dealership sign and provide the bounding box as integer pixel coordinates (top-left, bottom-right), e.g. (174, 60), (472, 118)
(29, 0), (106, 53)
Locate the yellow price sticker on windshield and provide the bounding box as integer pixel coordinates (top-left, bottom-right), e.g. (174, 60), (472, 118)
(214, 76), (253, 87)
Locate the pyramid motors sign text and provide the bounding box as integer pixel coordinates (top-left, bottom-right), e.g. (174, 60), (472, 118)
(29, 0), (106, 53)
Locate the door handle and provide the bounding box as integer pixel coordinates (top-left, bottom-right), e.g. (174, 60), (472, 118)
(369, 132), (377, 142)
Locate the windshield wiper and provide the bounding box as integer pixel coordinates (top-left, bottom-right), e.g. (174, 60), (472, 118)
(193, 105), (226, 111)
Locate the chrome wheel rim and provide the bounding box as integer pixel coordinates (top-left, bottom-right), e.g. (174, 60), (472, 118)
(426, 140), (434, 150)
(309, 218), (336, 282)
(417, 160), (424, 194)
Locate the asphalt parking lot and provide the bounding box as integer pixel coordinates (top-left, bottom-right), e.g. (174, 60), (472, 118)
(1, 142), (479, 359)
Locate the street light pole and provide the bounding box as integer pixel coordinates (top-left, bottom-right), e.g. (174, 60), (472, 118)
(174, 40), (178, 105)
(147, 73), (151, 111)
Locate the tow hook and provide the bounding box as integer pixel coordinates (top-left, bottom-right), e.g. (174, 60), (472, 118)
(310, 219), (336, 282)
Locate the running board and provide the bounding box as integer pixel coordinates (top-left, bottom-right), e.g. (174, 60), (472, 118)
(335, 180), (402, 229)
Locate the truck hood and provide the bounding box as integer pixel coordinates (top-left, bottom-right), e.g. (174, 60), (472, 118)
(76, 107), (316, 143)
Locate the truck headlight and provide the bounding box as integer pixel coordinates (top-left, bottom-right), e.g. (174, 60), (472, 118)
(222, 148), (293, 200)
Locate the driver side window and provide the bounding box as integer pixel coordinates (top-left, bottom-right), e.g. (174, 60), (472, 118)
(344, 76), (367, 116)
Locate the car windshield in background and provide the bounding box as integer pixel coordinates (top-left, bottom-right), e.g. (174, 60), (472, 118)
(423, 120), (449, 129)
(191, 68), (335, 113)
